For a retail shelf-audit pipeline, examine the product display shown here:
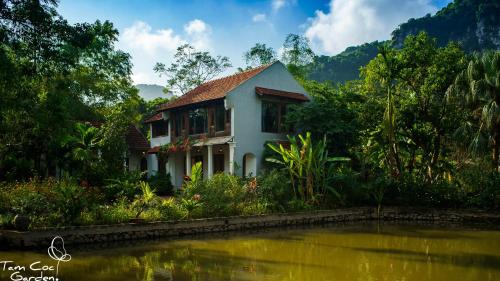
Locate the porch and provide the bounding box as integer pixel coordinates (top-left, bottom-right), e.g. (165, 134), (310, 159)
(149, 136), (237, 188)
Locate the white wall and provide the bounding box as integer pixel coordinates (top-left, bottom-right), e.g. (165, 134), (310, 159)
(147, 153), (158, 176)
(226, 61), (308, 176)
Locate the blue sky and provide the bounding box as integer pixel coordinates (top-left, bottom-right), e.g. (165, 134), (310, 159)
(58, 0), (452, 85)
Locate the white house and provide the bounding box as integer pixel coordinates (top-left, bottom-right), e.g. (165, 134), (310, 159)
(145, 61), (309, 187)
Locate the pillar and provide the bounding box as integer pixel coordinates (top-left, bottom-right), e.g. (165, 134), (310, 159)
(186, 149), (191, 176)
(207, 145), (213, 179)
(228, 142), (236, 175)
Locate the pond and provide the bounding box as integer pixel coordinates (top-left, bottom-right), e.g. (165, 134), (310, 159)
(1, 223), (500, 281)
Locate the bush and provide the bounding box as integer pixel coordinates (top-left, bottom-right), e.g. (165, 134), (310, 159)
(52, 180), (89, 224)
(103, 171), (144, 201)
(96, 198), (135, 224)
(157, 198), (185, 220)
(182, 173), (247, 217)
(148, 173), (174, 196)
(257, 170), (292, 211)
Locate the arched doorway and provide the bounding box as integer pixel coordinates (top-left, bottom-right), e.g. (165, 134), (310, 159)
(242, 153), (257, 177)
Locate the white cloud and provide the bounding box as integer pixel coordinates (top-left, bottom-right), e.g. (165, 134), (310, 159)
(271, 0), (296, 12)
(119, 20), (213, 84)
(272, 0), (286, 11)
(121, 21), (185, 56)
(184, 19), (212, 50)
(252, 13), (267, 22)
(304, 0), (438, 55)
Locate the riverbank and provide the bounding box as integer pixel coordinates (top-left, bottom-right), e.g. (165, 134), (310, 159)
(1, 207), (500, 249)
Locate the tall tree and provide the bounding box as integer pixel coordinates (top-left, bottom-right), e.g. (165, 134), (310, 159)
(281, 34), (315, 66)
(361, 32), (466, 181)
(154, 44), (231, 95)
(243, 43), (276, 68)
(0, 0), (136, 180)
(449, 51), (500, 172)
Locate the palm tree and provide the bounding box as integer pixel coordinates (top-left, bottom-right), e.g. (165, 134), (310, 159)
(62, 122), (101, 181)
(449, 51), (500, 172)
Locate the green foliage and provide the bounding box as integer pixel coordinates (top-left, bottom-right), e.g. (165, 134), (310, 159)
(0, 0), (136, 181)
(131, 181), (159, 218)
(182, 173), (247, 217)
(266, 132), (350, 204)
(52, 181), (89, 223)
(449, 51), (500, 172)
(308, 41), (384, 83)
(96, 198), (135, 224)
(154, 44), (232, 95)
(104, 171), (144, 201)
(148, 173), (174, 196)
(243, 43), (277, 69)
(360, 32), (467, 181)
(285, 80), (362, 156)
(392, 0), (500, 52)
(282, 34), (315, 66)
(257, 170), (292, 211)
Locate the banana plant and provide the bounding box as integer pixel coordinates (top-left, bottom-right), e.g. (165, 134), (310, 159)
(266, 132), (349, 204)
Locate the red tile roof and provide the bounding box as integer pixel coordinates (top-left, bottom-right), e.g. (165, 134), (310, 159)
(144, 112), (163, 123)
(156, 64), (272, 111)
(126, 125), (150, 151)
(255, 87), (309, 101)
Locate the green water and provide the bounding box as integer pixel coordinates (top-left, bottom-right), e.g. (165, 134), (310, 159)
(1, 223), (500, 281)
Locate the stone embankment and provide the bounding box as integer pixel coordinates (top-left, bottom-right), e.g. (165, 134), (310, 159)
(1, 207), (499, 249)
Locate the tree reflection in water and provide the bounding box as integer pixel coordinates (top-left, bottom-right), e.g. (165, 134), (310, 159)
(1, 223), (499, 281)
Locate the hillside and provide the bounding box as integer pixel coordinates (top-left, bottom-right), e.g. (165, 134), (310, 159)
(308, 0), (500, 84)
(136, 84), (173, 101)
(392, 0), (500, 51)
(307, 41), (383, 84)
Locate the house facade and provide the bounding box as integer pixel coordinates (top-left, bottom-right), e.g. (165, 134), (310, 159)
(145, 61), (309, 187)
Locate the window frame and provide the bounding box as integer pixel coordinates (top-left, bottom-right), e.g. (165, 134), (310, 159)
(151, 120), (169, 138)
(261, 100), (294, 133)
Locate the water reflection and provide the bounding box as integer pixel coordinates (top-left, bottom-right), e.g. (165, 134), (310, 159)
(1, 223), (499, 281)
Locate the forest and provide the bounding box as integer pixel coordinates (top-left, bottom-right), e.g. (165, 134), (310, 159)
(0, 0), (499, 229)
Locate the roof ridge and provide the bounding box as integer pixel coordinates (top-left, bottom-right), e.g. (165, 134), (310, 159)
(203, 63), (272, 85)
(155, 62), (275, 111)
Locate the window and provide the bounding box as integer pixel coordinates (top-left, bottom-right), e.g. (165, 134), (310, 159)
(262, 101), (279, 132)
(262, 101), (293, 133)
(174, 115), (183, 136)
(152, 121), (168, 137)
(189, 108), (207, 135)
(215, 105), (225, 132)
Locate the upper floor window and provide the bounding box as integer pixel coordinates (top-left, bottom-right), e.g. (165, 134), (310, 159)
(151, 121), (168, 137)
(262, 101), (292, 133)
(215, 105), (225, 132)
(262, 101), (279, 133)
(174, 114), (184, 137)
(189, 108), (207, 135)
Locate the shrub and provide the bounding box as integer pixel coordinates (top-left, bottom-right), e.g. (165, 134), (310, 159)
(257, 170), (292, 212)
(148, 173), (174, 196)
(131, 181), (159, 218)
(103, 171), (144, 201)
(7, 180), (54, 217)
(52, 180), (89, 224)
(157, 198), (185, 220)
(96, 198), (134, 224)
(183, 173), (246, 217)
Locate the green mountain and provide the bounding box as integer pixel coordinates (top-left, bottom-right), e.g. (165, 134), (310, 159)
(392, 0), (500, 51)
(308, 0), (500, 84)
(308, 41), (384, 84)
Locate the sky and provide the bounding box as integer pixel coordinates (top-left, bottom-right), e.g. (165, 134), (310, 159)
(58, 0), (452, 86)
